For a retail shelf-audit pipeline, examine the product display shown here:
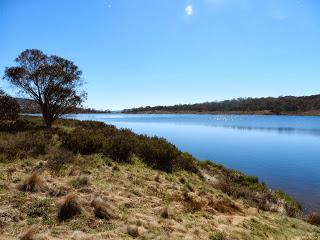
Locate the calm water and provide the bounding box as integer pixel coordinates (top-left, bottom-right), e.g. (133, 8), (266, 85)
(64, 114), (320, 212)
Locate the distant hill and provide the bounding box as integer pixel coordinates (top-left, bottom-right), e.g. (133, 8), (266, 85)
(122, 94), (320, 115)
(16, 98), (111, 114)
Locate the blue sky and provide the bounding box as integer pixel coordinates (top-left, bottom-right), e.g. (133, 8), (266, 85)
(1, 0), (320, 110)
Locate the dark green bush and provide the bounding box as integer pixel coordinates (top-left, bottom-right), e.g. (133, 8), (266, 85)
(0, 119), (42, 133)
(173, 153), (199, 173)
(59, 124), (198, 173)
(304, 212), (320, 226)
(78, 120), (108, 129)
(60, 129), (105, 154)
(45, 148), (76, 173)
(0, 91), (20, 121)
(136, 136), (180, 172)
(103, 134), (135, 163)
(0, 131), (50, 161)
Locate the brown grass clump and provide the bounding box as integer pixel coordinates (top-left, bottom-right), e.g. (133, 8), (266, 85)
(127, 225), (139, 238)
(182, 191), (204, 212)
(18, 172), (46, 192)
(20, 226), (46, 240)
(58, 193), (82, 222)
(160, 206), (170, 218)
(154, 173), (161, 182)
(20, 227), (37, 240)
(179, 176), (186, 184)
(304, 213), (320, 226)
(209, 198), (242, 215)
(91, 197), (115, 220)
(112, 165), (120, 171)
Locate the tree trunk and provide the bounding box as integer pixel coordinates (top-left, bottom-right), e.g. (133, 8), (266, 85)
(40, 104), (53, 128)
(43, 116), (53, 128)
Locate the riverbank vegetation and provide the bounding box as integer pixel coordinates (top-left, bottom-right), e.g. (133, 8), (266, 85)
(122, 94), (320, 116)
(0, 116), (320, 239)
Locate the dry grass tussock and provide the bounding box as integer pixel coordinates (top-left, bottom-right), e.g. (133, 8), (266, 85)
(58, 193), (82, 222)
(19, 226), (47, 240)
(18, 172), (46, 192)
(91, 197), (116, 220)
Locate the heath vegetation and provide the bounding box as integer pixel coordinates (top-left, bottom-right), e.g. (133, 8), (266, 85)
(0, 116), (319, 239)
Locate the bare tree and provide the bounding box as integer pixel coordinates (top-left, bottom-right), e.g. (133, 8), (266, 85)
(3, 49), (86, 127)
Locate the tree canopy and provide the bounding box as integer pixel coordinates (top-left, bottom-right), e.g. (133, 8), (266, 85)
(3, 49), (86, 127)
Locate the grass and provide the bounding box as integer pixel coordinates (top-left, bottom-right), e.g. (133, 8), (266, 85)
(0, 116), (319, 239)
(70, 175), (90, 188)
(27, 198), (54, 225)
(209, 231), (227, 240)
(199, 160), (301, 217)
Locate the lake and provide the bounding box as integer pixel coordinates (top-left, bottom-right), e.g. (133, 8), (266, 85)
(63, 113), (320, 212)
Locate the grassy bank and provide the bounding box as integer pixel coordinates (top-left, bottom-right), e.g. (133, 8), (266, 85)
(0, 116), (319, 239)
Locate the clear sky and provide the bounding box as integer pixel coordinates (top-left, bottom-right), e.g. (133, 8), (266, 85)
(1, 0), (320, 110)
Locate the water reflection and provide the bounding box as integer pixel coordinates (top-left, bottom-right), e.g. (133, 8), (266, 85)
(61, 113), (320, 212)
(218, 125), (320, 137)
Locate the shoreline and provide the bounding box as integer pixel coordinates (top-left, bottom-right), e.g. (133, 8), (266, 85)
(120, 110), (320, 116)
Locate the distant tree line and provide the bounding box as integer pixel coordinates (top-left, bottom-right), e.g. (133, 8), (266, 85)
(123, 95), (320, 114)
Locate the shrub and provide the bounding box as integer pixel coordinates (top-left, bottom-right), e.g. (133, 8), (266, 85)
(304, 212), (320, 226)
(274, 190), (301, 217)
(136, 136), (180, 172)
(173, 152), (199, 173)
(16, 132), (49, 156)
(78, 120), (107, 129)
(58, 193), (82, 222)
(59, 121), (199, 173)
(45, 148), (75, 174)
(60, 129), (105, 154)
(0, 119), (40, 132)
(0, 90), (20, 122)
(103, 134), (135, 163)
(0, 130), (50, 161)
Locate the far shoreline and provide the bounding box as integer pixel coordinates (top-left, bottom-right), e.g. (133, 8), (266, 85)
(120, 110), (320, 117)
(23, 110), (320, 117)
